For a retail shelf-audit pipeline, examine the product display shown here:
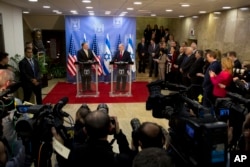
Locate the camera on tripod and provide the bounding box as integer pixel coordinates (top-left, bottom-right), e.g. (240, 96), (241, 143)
(145, 80), (228, 167)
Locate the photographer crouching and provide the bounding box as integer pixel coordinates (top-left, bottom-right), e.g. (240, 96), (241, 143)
(0, 69), (32, 167)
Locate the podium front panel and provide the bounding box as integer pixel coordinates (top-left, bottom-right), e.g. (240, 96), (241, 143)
(109, 62), (132, 97)
(75, 62), (99, 97)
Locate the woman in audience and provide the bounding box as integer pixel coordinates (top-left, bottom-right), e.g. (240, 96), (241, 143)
(209, 57), (233, 98)
(153, 48), (167, 81)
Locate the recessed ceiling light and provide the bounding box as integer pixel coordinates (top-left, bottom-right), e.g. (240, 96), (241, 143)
(240, 7), (249, 11)
(23, 11), (30, 14)
(199, 11), (206, 14)
(53, 10), (59, 13)
(179, 15), (185, 18)
(89, 13), (94, 15)
(43, 6), (50, 9)
(127, 8), (134, 10)
(86, 6), (93, 9)
(70, 10), (78, 14)
(151, 14), (156, 16)
(214, 12), (221, 14)
(192, 16), (198, 18)
(82, 0), (91, 3)
(56, 11), (62, 14)
(166, 9), (173, 12)
(222, 6), (231, 9)
(181, 4), (190, 7)
(134, 2), (142, 5)
(28, 0), (38, 2)
(105, 11), (111, 15)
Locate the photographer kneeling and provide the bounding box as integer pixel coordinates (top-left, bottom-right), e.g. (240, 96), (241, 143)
(0, 69), (32, 167)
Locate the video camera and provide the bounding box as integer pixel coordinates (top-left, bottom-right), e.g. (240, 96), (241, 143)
(215, 92), (250, 149)
(146, 80), (228, 167)
(14, 97), (73, 167)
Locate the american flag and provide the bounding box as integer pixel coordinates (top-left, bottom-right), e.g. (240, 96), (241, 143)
(67, 35), (77, 76)
(92, 34), (103, 76)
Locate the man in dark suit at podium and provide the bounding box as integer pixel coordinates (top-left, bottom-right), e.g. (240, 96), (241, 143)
(112, 43), (132, 92)
(77, 42), (94, 91)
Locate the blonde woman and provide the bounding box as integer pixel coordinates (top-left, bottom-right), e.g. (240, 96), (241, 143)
(154, 48), (167, 81)
(209, 57), (233, 98)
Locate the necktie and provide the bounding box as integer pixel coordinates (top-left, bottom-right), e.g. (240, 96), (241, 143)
(29, 59), (35, 76)
(85, 50), (88, 58)
(120, 52), (122, 59)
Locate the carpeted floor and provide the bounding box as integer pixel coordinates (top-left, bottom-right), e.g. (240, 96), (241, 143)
(42, 81), (150, 104)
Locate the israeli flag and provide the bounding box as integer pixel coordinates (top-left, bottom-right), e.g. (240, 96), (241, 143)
(103, 34), (112, 75)
(127, 34), (136, 72)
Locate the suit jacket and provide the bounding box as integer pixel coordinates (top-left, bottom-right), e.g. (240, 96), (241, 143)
(112, 50), (132, 63)
(136, 42), (148, 59)
(157, 54), (167, 69)
(19, 57), (41, 86)
(148, 43), (159, 58)
(77, 49), (94, 62)
(180, 54), (196, 76)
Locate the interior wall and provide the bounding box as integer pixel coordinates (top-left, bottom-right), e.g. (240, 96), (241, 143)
(0, 2), (24, 57)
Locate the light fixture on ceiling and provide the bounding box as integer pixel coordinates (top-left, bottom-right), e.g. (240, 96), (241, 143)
(70, 10), (78, 14)
(134, 2), (142, 5)
(23, 11), (30, 14)
(199, 11), (206, 14)
(222, 6), (231, 9)
(82, 0), (91, 3)
(43, 6), (50, 9)
(166, 9), (173, 12)
(28, 0), (38, 2)
(181, 4), (190, 7)
(240, 7), (249, 11)
(127, 8), (134, 10)
(86, 6), (93, 9)
(89, 13), (94, 15)
(214, 12), (221, 14)
(179, 15), (184, 18)
(105, 11), (111, 15)
(151, 14), (156, 16)
(119, 11), (128, 16)
(192, 16), (198, 18)
(53, 10), (59, 13)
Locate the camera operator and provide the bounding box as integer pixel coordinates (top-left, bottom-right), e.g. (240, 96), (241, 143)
(132, 147), (173, 167)
(53, 110), (133, 167)
(74, 104), (91, 144)
(131, 121), (166, 151)
(0, 69), (32, 167)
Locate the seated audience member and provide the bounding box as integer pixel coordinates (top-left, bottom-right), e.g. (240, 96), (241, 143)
(0, 69), (32, 167)
(132, 147), (174, 167)
(71, 110), (132, 167)
(209, 57), (233, 98)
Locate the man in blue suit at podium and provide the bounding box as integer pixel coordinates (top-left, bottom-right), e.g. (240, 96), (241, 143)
(77, 42), (94, 91)
(112, 43), (132, 92)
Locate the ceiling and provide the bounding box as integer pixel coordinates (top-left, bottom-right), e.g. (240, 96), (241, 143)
(1, 0), (250, 18)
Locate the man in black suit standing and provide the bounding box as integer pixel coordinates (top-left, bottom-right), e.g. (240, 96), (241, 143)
(148, 39), (159, 77)
(19, 47), (42, 104)
(136, 37), (147, 73)
(112, 43), (132, 92)
(77, 42), (95, 91)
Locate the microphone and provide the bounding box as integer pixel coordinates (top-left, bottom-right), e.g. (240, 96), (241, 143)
(0, 82), (22, 98)
(53, 97), (69, 117)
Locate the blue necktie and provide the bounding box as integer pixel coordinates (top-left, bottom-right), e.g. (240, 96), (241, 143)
(29, 59), (35, 76)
